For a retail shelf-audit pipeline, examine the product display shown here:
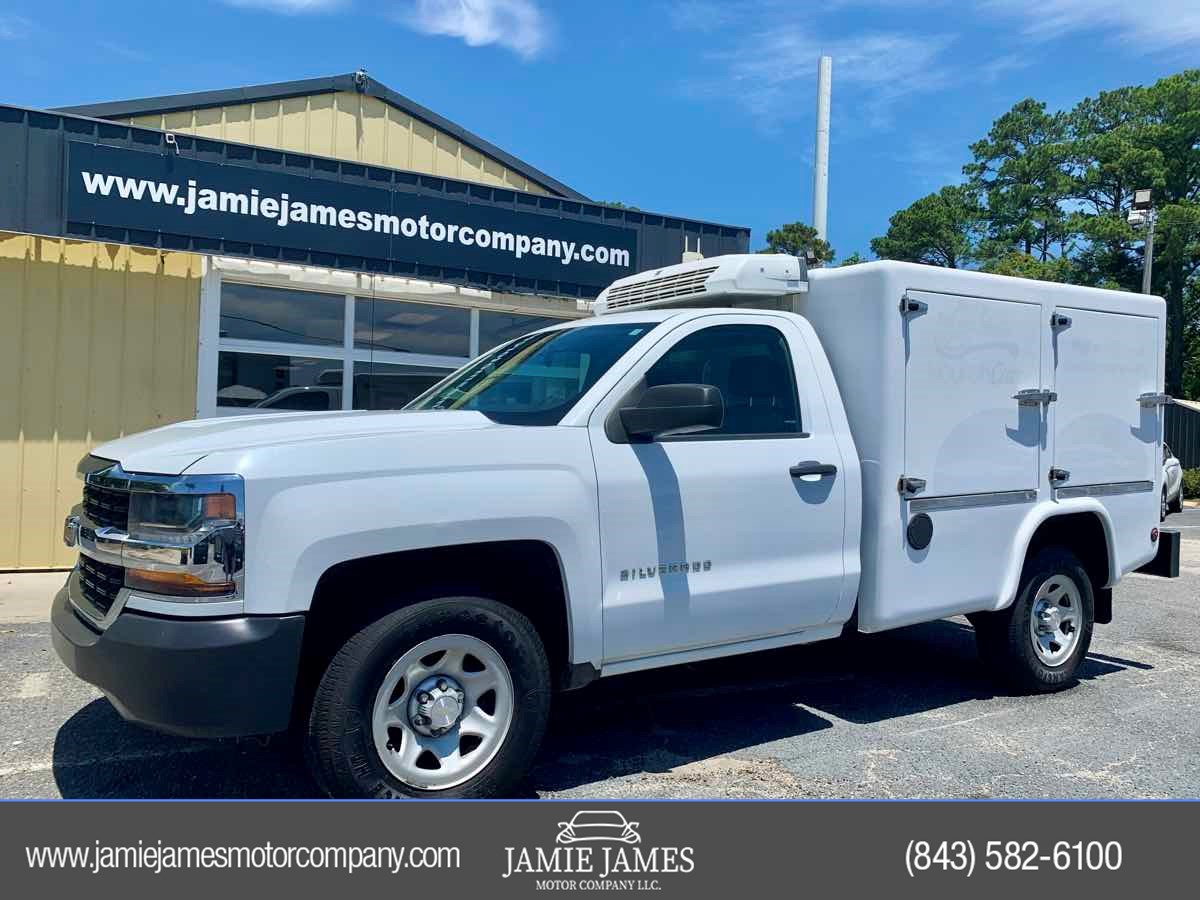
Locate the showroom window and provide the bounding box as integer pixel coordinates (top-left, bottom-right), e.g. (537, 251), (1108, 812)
(478, 310), (565, 353)
(209, 278), (572, 415)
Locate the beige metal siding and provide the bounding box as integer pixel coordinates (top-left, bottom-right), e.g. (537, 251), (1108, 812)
(0, 233), (201, 569)
(117, 91), (551, 195)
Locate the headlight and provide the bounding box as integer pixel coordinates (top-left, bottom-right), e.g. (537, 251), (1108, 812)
(75, 458), (246, 605)
(127, 491), (238, 542)
(123, 489), (242, 597)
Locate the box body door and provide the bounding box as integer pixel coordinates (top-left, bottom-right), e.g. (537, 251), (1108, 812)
(903, 290), (1043, 497)
(1052, 308), (1159, 487)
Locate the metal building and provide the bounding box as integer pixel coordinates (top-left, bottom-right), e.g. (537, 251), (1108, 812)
(0, 73), (750, 569)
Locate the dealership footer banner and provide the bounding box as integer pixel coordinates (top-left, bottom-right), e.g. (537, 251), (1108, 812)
(2, 800), (1194, 897)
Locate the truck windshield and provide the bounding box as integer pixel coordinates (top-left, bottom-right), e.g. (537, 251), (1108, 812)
(406, 322), (656, 425)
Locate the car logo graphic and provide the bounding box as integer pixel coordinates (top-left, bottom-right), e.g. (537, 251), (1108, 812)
(555, 810), (641, 845)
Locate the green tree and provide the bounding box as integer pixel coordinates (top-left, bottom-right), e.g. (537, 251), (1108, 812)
(1060, 87), (1145, 290)
(760, 222), (834, 264)
(869, 185), (982, 268)
(838, 252), (866, 266)
(1126, 73), (1200, 397)
(867, 72), (1200, 397)
(1062, 73), (1200, 395)
(1185, 280), (1200, 400)
(965, 98), (1075, 262)
(980, 251), (1074, 282)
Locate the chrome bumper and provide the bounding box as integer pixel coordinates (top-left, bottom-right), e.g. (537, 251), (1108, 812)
(65, 506), (244, 585)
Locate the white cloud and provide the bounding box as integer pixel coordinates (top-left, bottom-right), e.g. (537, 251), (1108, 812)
(0, 14), (32, 39)
(668, 0), (743, 32)
(403, 0), (548, 59)
(98, 40), (151, 62)
(692, 20), (956, 131)
(983, 0), (1200, 49)
(977, 52), (1032, 84)
(220, 0), (346, 12)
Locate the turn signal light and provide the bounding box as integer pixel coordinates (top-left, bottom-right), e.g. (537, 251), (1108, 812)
(203, 493), (237, 520)
(125, 568), (235, 597)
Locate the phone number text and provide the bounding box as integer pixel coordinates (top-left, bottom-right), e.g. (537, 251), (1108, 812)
(904, 840), (1123, 877)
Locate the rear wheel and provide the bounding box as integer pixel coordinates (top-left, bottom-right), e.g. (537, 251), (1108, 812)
(1169, 490), (1183, 515)
(1161, 488), (1169, 522)
(973, 548), (1094, 693)
(306, 596), (551, 798)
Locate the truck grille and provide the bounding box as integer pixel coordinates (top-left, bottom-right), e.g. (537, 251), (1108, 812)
(78, 554), (124, 616)
(83, 483), (130, 530)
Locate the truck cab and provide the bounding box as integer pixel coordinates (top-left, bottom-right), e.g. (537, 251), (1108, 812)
(52, 255), (1176, 799)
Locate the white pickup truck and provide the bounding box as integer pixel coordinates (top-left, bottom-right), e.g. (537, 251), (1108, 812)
(53, 256), (1180, 798)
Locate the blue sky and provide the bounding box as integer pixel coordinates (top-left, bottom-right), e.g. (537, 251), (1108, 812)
(2, 0), (1198, 260)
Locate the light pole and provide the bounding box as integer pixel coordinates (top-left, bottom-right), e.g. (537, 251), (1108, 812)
(812, 55), (832, 245)
(1128, 188), (1156, 294)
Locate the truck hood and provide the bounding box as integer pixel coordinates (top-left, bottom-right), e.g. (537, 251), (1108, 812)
(92, 410), (497, 475)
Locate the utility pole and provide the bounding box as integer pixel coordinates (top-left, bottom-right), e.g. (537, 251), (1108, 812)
(812, 55), (832, 244)
(1141, 213), (1156, 294)
(1129, 189), (1156, 293)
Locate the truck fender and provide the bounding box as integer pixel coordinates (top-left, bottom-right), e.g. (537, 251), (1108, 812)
(997, 498), (1119, 611)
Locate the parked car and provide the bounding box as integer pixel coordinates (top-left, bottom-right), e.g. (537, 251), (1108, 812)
(54, 256), (1179, 799)
(1163, 443), (1183, 519)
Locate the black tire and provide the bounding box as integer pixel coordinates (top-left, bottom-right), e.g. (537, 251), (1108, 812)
(1161, 488), (1169, 522)
(306, 596), (551, 799)
(973, 548), (1094, 693)
(1169, 492), (1183, 515)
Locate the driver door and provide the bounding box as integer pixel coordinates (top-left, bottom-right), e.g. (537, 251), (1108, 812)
(588, 314), (848, 666)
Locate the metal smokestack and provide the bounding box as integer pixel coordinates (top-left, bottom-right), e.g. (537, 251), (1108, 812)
(812, 55), (832, 244)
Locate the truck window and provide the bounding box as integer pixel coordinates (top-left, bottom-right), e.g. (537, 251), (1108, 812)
(407, 322), (656, 425)
(645, 324), (802, 436)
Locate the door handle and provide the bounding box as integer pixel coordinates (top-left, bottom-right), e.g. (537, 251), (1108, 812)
(1014, 388), (1057, 406)
(790, 461), (837, 478)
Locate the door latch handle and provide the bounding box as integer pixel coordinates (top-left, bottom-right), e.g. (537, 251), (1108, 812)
(790, 461), (838, 478)
(1014, 388), (1057, 406)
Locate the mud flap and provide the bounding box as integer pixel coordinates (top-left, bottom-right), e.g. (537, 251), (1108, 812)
(1136, 530), (1180, 579)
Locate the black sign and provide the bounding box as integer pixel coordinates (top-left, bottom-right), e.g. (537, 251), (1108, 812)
(65, 142), (639, 288)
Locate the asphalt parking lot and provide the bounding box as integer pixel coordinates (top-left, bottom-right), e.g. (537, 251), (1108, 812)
(2, 510), (1198, 800)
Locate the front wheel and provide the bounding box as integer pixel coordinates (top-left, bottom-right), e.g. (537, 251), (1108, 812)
(973, 548), (1094, 693)
(1161, 488), (1169, 522)
(306, 596), (551, 798)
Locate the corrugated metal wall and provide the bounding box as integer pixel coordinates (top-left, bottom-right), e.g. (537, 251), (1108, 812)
(1166, 402), (1200, 469)
(115, 91), (551, 195)
(0, 232), (201, 569)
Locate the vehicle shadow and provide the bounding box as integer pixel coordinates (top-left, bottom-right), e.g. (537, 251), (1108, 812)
(53, 701), (318, 799)
(53, 618), (1145, 799)
(526, 618), (1138, 795)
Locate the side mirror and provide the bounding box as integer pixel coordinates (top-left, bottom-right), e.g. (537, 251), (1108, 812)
(619, 384), (724, 441)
